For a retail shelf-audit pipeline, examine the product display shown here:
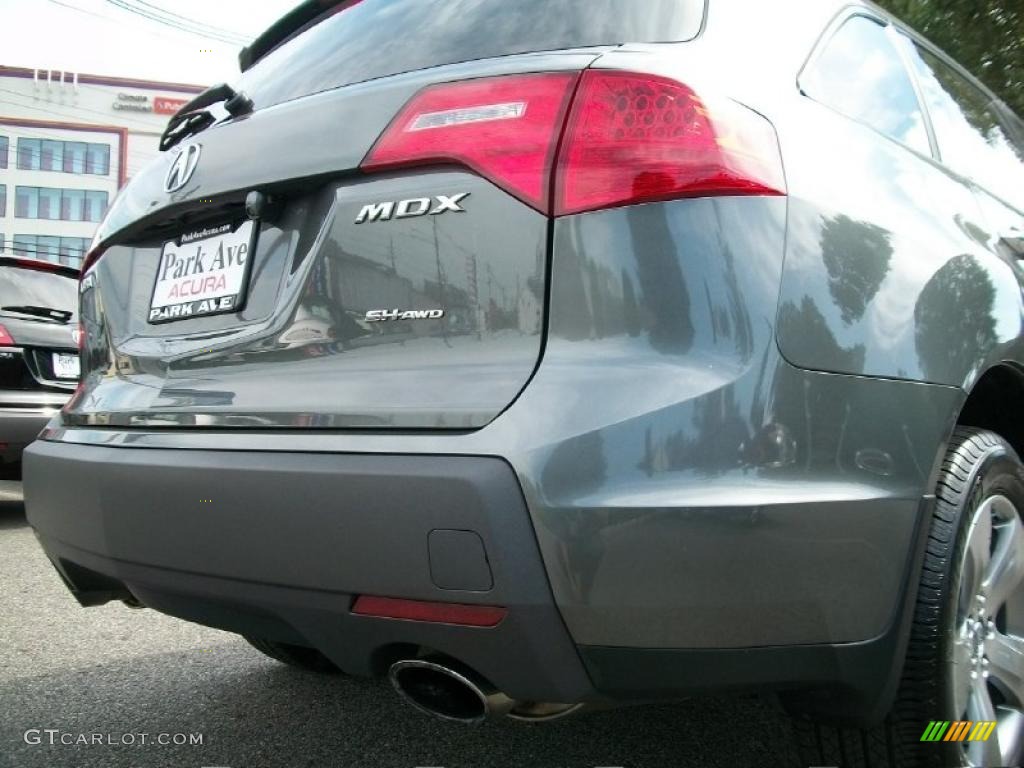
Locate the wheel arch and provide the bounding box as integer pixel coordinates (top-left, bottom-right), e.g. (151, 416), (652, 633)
(956, 363), (1024, 461)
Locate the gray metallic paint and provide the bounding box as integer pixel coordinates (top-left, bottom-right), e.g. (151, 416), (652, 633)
(26, 444), (594, 703)
(775, 8), (1024, 389)
(24, 0), (1024, 691)
(72, 171), (548, 428)
(40, 195), (964, 649)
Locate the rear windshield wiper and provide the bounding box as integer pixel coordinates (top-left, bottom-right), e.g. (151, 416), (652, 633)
(159, 83), (254, 152)
(1, 305), (73, 323)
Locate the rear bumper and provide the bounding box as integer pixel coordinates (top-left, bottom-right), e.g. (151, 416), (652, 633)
(24, 436), (929, 721)
(23, 439), (594, 704)
(0, 405), (61, 471)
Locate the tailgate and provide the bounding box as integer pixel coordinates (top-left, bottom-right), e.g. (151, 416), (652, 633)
(68, 0), (706, 430)
(71, 57), (595, 430)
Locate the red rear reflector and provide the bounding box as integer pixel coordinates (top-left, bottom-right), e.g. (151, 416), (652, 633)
(556, 71), (786, 216)
(362, 73), (578, 211)
(0, 324), (13, 346)
(14, 258), (62, 272)
(361, 70), (786, 216)
(351, 596), (507, 627)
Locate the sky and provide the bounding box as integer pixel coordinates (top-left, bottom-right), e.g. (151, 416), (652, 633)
(3, 0), (299, 86)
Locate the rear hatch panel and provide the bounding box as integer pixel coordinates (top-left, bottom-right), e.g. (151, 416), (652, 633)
(70, 0), (707, 430)
(75, 166), (549, 428)
(73, 54), (604, 430)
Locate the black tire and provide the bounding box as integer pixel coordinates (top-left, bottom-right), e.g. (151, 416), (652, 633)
(794, 427), (1024, 768)
(244, 635), (343, 674)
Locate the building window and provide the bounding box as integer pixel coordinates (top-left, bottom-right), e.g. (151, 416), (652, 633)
(13, 234), (37, 259)
(38, 188), (61, 220)
(59, 237), (89, 267)
(15, 187), (38, 218)
(0, 136), (8, 170)
(13, 137), (111, 176)
(0, 234), (4, 254)
(86, 144), (110, 175)
(41, 140), (64, 172)
(0, 185), (5, 218)
(61, 189), (84, 221)
(85, 190), (108, 222)
(17, 138), (41, 170)
(15, 187), (109, 222)
(63, 142), (86, 174)
(36, 235), (60, 261)
(11, 234), (86, 266)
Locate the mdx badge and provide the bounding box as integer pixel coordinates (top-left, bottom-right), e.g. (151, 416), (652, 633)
(355, 193), (469, 224)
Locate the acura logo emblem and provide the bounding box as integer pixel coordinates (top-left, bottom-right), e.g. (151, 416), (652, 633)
(164, 143), (201, 193)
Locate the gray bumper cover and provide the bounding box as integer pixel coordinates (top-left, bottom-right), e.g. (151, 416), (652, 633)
(24, 440), (594, 704)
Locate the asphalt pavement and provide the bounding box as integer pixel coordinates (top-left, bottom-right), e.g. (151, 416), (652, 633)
(0, 496), (801, 768)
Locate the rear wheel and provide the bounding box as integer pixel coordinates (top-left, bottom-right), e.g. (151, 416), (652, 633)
(244, 636), (342, 674)
(795, 428), (1024, 767)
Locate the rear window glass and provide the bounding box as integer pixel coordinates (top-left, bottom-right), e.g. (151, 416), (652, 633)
(237, 0), (706, 110)
(904, 43), (1024, 211)
(801, 15), (930, 156)
(0, 267), (78, 317)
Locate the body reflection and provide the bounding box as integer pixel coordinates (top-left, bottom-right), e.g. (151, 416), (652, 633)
(820, 214), (893, 324)
(914, 254), (997, 383)
(628, 173), (694, 354)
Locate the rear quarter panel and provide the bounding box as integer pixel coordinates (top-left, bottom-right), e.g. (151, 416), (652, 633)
(770, 7), (1024, 388)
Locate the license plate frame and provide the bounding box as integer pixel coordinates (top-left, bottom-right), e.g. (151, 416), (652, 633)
(148, 219), (258, 325)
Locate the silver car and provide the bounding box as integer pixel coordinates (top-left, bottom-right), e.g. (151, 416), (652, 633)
(0, 257), (78, 478)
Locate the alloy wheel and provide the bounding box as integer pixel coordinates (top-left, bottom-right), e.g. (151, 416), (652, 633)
(951, 494), (1024, 767)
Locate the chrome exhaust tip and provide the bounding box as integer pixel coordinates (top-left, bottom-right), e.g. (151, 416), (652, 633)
(388, 659), (514, 725)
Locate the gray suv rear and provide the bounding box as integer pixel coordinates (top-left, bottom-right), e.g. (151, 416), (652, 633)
(23, 1), (1024, 766)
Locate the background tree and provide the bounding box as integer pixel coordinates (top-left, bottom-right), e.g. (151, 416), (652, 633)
(876, 0), (1024, 116)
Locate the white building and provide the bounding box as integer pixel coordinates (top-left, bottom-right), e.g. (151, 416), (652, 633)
(0, 66), (204, 269)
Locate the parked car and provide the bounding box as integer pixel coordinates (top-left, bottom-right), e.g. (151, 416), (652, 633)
(23, 0), (1024, 765)
(0, 257), (79, 478)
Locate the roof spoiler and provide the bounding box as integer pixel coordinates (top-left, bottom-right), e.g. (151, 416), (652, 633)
(0, 255), (80, 279)
(239, 0), (344, 73)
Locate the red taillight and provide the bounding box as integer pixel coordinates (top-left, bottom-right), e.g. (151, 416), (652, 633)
(556, 71), (786, 215)
(0, 324), (13, 346)
(362, 70), (785, 216)
(362, 73), (578, 211)
(351, 595), (507, 627)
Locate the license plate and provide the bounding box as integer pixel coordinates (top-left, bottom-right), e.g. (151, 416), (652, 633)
(148, 220), (256, 324)
(52, 352), (80, 380)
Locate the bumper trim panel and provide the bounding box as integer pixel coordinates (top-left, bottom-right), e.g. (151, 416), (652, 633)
(24, 439), (594, 703)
